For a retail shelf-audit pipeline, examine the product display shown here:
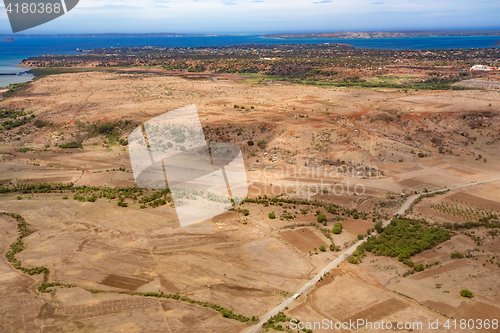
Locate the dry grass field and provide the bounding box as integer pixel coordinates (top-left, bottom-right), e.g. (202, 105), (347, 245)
(1, 70), (500, 332)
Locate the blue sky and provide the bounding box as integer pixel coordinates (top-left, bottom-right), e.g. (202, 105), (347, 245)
(0, 0), (499, 34)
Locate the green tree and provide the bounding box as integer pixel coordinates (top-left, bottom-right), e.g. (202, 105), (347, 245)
(414, 264), (424, 272)
(460, 289), (474, 298)
(352, 212), (359, 219)
(268, 212), (275, 219)
(348, 256), (359, 264)
(242, 209), (250, 216)
(317, 214), (327, 224)
(319, 245), (326, 252)
(332, 222), (343, 234)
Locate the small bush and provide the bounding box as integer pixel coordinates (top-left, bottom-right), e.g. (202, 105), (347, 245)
(59, 141), (83, 149)
(247, 140), (254, 146)
(348, 256), (359, 264)
(268, 212), (276, 219)
(403, 259), (414, 267)
(414, 264), (425, 272)
(332, 222), (343, 234)
(242, 209), (249, 216)
(460, 289), (473, 298)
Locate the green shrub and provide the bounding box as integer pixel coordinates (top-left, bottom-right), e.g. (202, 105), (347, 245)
(348, 256), (359, 264)
(59, 141), (83, 149)
(332, 222), (343, 234)
(319, 245), (326, 252)
(414, 264), (425, 272)
(460, 289), (473, 298)
(242, 209), (250, 216)
(317, 213), (327, 224)
(268, 212), (275, 219)
(98, 123), (115, 134)
(403, 259), (414, 267)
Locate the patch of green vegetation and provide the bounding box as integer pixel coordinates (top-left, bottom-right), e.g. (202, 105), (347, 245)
(460, 289), (474, 298)
(76, 119), (135, 146)
(287, 74), (472, 91)
(2, 212), (48, 275)
(332, 222), (343, 234)
(263, 311), (292, 332)
(0, 182), (175, 210)
(414, 263), (425, 272)
(59, 141), (83, 149)
(238, 73), (284, 84)
(38, 282), (75, 293)
(0, 107), (35, 131)
(3, 82), (30, 98)
(369, 76), (415, 84)
(350, 218), (450, 269)
(27, 67), (92, 78)
(15, 147), (34, 153)
(132, 291), (252, 322)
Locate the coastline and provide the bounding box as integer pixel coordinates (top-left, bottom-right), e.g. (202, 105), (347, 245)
(1, 34), (499, 87)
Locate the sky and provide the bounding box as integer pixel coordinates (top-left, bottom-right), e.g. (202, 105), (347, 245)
(0, 0), (499, 34)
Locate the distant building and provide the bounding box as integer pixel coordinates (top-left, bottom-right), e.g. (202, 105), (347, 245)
(470, 65), (500, 71)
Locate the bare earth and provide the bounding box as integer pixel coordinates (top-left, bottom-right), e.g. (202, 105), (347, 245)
(1, 71), (500, 332)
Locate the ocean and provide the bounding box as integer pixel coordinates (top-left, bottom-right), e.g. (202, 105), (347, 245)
(1, 35), (499, 88)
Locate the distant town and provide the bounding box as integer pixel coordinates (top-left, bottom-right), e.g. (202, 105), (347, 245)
(263, 30), (500, 39)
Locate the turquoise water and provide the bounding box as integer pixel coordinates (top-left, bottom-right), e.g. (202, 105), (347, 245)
(0, 35), (499, 87)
